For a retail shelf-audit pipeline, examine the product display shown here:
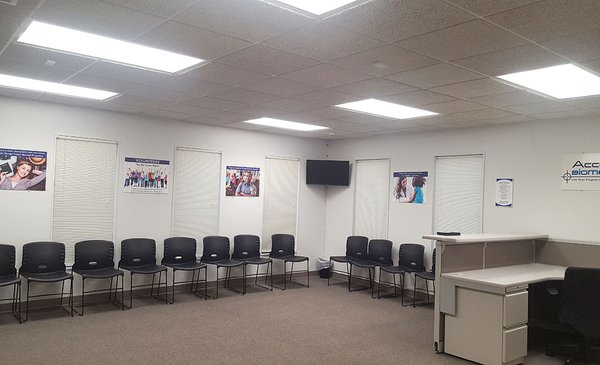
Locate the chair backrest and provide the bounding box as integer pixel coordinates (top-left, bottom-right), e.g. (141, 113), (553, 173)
(398, 243), (425, 271)
(162, 237), (197, 265)
(562, 267), (600, 341)
(431, 248), (437, 274)
(0, 244), (16, 276)
(119, 238), (157, 267)
(73, 240), (116, 271)
(346, 236), (368, 260)
(201, 236), (231, 262)
(232, 235), (261, 260)
(368, 239), (393, 265)
(20, 241), (66, 274)
(270, 234), (295, 258)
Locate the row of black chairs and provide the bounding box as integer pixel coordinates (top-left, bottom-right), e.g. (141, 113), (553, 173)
(0, 233), (309, 322)
(328, 236), (435, 306)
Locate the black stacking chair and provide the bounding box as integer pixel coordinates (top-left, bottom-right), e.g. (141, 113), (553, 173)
(0, 244), (21, 322)
(328, 236), (368, 290)
(72, 240), (124, 315)
(162, 237), (207, 303)
(413, 248), (436, 306)
(200, 236), (244, 298)
(378, 243), (424, 305)
(269, 234), (309, 290)
(118, 238), (167, 308)
(351, 239), (393, 298)
(19, 241), (73, 321)
(232, 235), (272, 292)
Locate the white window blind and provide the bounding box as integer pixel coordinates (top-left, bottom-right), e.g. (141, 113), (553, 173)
(434, 154), (484, 234)
(262, 157), (299, 251)
(172, 148), (221, 253)
(354, 158), (390, 239)
(53, 136), (118, 264)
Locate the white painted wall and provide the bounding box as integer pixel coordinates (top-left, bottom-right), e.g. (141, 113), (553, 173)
(0, 96), (327, 298)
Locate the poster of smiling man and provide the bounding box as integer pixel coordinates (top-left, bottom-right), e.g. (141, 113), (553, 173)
(226, 166), (260, 197)
(0, 148), (48, 191)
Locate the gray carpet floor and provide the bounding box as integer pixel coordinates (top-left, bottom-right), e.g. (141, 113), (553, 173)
(0, 275), (564, 364)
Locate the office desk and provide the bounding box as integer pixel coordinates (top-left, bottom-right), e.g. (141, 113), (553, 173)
(422, 233), (550, 365)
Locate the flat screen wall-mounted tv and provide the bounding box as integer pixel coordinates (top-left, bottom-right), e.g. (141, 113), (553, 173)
(306, 160), (350, 186)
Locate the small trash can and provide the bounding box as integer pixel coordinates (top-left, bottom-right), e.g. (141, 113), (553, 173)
(317, 257), (332, 279)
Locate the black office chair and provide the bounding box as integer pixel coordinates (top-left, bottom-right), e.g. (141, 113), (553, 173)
(378, 243), (424, 306)
(19, 241), (73, 321)
(232, 235), (272, 292)
(557, 267), (600, 364)
(351, 239), (393, 298)
(200, 235), (245, 298)
(162, 237), (207, 303)
(269, 234), (309, 290)
(118, 238), (167, 308)
(0, 244), (21, 322)
(328, 236), (368, 290)
(413, 248), (436, 306)
(72, 240), (124, 315)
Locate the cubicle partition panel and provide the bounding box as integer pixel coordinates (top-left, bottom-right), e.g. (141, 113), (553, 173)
(536, 239), (600, 268)
(437, 243), (483, 274)
(485, 240), (534, 268)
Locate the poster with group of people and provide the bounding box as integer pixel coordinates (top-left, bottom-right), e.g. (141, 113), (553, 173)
(123, 157), (169, 194)
(392, 171), (428, 204)
(226, 166), (260, 197)
(0, 148), (47, 191)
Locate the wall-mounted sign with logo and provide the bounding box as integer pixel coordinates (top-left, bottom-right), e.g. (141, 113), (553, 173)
(561, 153), (600, 190)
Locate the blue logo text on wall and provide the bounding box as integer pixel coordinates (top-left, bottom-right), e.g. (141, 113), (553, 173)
(561, 153), (600, 190)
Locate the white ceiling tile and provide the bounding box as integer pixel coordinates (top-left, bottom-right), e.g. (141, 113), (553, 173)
(207, 87), (282, 105)
(280, 107), (356, 123)
(217, 45), (320, 76)
(240, 77), (321, 98)
(483, 116), (536, 125)
(453, 44), (566, 76)
(448, 108), (520, 121)
(528, 109), (595, 120)
(257, 98), (318, 113)
(0, 59), (77, 82)
(263, 21), (384, 61)
(563, 95), (600, 110)
(444, 0), (541, 16)
(176, 0), (312, 42)
(380, 90), (457, 106)
(0, 14), (25, 48)
(0, 44), (95, 72)
(186, 115), (234, 126)
(103, 0), (200, 18)
(431, 78), (517, 99)
(32, 0), (164, 39)
(183, 96), (249, 111)
(333, 78), (417, 97)
(583, 58), (600, 74)
(281, 63), (371, 88)
(82, 61), (169, 85)
(386, 62), (484, 88)
(487, 0), (600, 42)
(109, 94), (172, 110)
(159, 102), (223, 117)
(0, 0), (43, 17)
(436, 120), (489, 129)
(502, 101), (576, 115)
(0, 88), (41, 100)
(396, 19), (528, 61)
(183, 63), (270, 87)
(141, 109), (194, 120)
(125, 85), (196, 104)
(421, 100), (489, 114)
(150, 75), (230, 97)
(329, 44), (439, 77)
(65, 73), (144, 94)
(135, 20), (251, 60)
(541, 29), (600, 62)
(471, 91), (551, 108)
(226, 104), (283, 118)
(326, 0), (474, 42)
(291, 89), (360, 108)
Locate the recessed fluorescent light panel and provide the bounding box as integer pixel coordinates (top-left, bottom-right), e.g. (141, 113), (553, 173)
(335, 98), (438, 119)
(0, 73), (117, 100)
(17, 21), (204, 74)
(498, 64), (600, 99)
(243, 117), (328, 131)
(270, 0), (359, 15)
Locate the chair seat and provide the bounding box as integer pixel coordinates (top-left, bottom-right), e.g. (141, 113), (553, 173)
(164, 261), (207, 271)
(0, 274), (20, 287)
(330, 255), (351, 263)
(21, 271), (72, 282)
(120, 264), (166, 274)
(242, 257), (272, 265)
(202, 259), (243, 268)
(415, 271), (435, 280)
(277, 255), (308, 263)
(351, 259), (376, 268)
(74, 267), (124, 279)
(381, 265), (409, 274)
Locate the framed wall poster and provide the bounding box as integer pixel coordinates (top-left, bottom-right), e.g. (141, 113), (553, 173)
(392, 171), (428, 204)
(0, 148), (47, 191)
(495, 178), (513, 207)
(226, 166), (260, 197)
(123, 157), (169, 194)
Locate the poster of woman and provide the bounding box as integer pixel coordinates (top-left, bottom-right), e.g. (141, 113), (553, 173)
(226, 166), (260, 197)
(0, 148), (47, 191)
(392, 171), (428, 204)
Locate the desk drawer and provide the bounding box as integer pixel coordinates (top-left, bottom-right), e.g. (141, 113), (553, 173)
(503, 291), (528, 327)
(503, 325), (527, 363)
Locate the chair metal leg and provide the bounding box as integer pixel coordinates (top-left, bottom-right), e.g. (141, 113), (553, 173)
(23, 280), (30, 322)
